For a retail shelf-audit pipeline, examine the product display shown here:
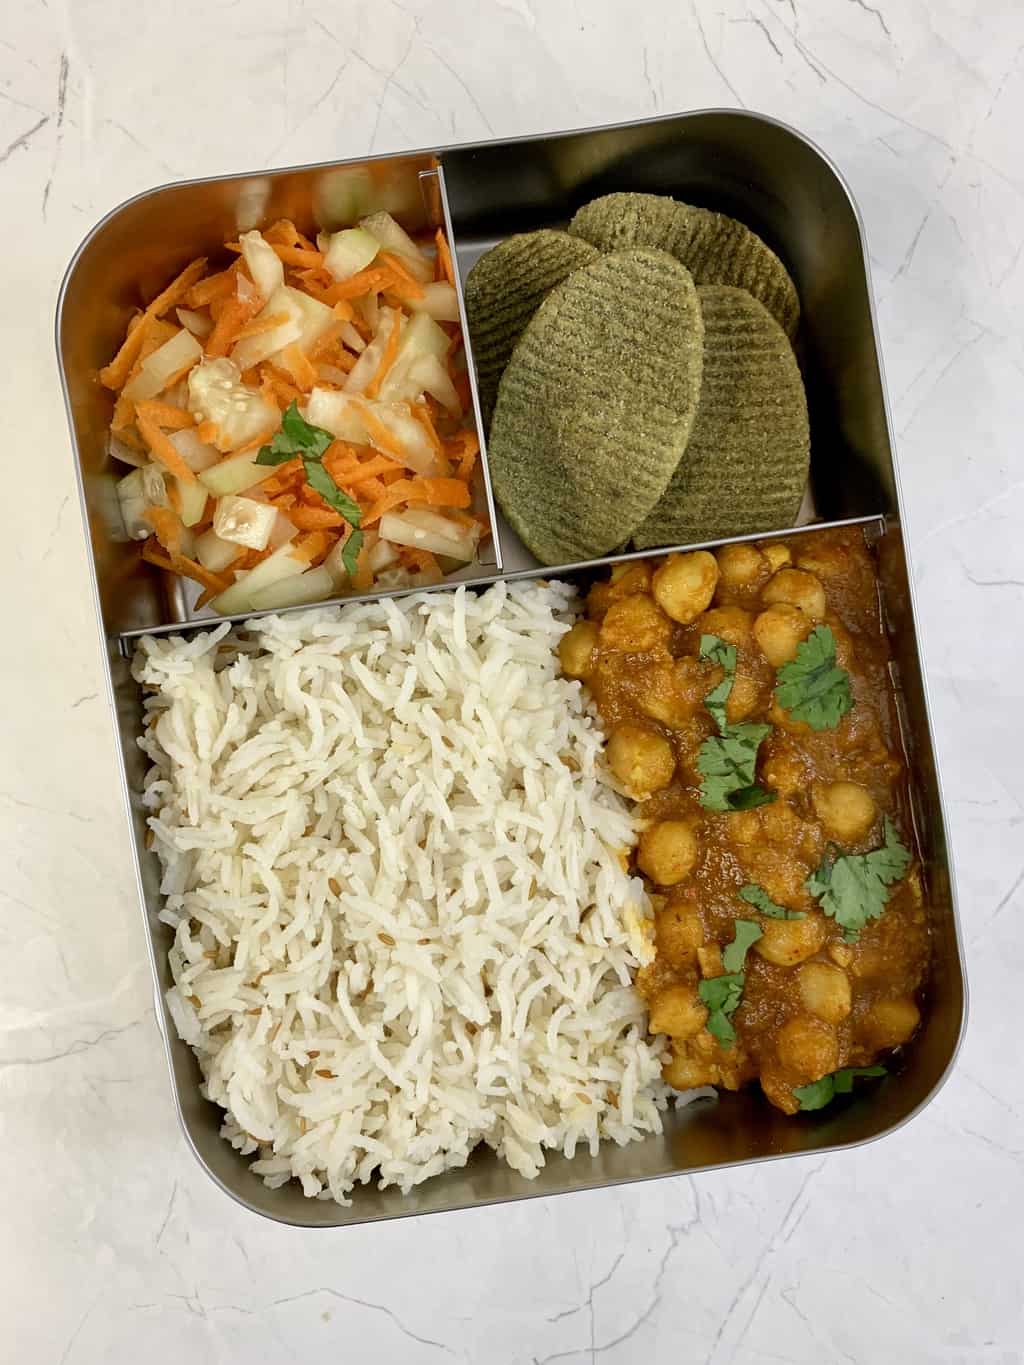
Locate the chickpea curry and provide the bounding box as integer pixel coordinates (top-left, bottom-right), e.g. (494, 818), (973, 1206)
(558, 527), (929, 1115)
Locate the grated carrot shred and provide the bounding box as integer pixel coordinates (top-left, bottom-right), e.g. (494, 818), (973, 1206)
(184, 263), (239, 309)
(232, 310), (291, 341)
(170, 551), (232, 596)
(263, 219), (301, 247)
(310, 319), (345, 359)
(269, 244), (324, 268)
(279, 342), (318, 392)
(204, 294), (260, 359)
(323, 267), (393, 302)
(135, 399), (193, 430)
(142, 505), (186, 555)
(363, 314), (403, 399)
(291, 530), (333, 565)
(102, 262), (206, 391)
(402, 547), (441, 575)
(137, 413), (197, 483)
(145, 257), (209, 318)
(141, 541), (175, 572)
(363, 476), (471, 525)
(435, 229), (455, 286)
(376, 252), (425, 299)
(288, 505), (346, 530)
(357, 402), (407, 462)
(410, 402), (444, 457)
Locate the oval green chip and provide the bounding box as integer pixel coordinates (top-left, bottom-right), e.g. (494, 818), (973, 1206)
(487, 248), (704, 566)
(464, 229), (599, 429)
(569, 192), (800, 340)
(632, 285), (809, 550)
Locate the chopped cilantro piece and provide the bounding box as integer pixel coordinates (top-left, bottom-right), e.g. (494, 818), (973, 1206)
(721, 919), (763, 972)
(699, 634), (737, 730)
(774, 625), (853, 731)
(794, 1065), (887, 1111)
(341, 527), (364, 581)
(256, 402), (362, 542)
(698, 972), (745, 1048)
(302, 456), (362, 525)
(738, 883), (806, 920)
(256, 400), (334, 465)
(696, 636), (774, 812)
(698, 722), (774, 812)
(805, 817), (911, 941)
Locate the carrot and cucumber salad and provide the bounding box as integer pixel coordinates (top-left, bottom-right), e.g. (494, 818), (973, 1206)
(103, 212), (486, 614)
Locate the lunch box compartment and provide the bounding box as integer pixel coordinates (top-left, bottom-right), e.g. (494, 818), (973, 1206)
(57, 112), (966, 1228)
(441, 111), (898, 573)
(57, 152), (500, 638)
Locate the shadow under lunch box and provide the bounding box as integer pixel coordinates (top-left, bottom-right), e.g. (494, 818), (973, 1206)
(56, 110), (967, 1227)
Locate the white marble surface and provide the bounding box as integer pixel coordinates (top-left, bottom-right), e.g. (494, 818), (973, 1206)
(1, 0), (1021, 1360)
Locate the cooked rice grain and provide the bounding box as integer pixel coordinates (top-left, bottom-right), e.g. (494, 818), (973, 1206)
(134, 582), (668, 1203)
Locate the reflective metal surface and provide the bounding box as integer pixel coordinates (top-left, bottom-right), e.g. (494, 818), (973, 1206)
(56, 110), (966, 1228)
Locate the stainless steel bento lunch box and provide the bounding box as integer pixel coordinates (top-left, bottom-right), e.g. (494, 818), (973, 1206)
(57, 110), (967, 1227)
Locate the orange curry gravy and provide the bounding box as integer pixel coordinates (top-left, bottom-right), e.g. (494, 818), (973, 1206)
(559, 527), (929, 1114)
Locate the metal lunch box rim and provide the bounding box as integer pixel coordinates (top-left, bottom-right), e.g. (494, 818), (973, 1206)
(53, 106), (968, 1227)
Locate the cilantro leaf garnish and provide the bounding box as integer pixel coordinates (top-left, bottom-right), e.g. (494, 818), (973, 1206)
(341, 527), (364, 581)
(738, 883), (806, 920)
(698, 722), (774, 811)
(721, 919), (763, 972)
(794, 1065), (887, 1111)
(698, 972), (745, 1048)
(697, 636), (774, 811)
(775, 625), (853, 731)
(302, 456), (362, 525)
(804, 817), (911, 941)
(699, 634), (737, 730)
(257, 401), (363, 576)
(256, 400), (334, 465)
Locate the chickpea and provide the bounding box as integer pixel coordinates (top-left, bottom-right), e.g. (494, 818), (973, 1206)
(599, 594), (672, 652)
(797, 962), (853, 1024)
(638, 819), (700, 885)
(761, 542), (792, 573)
(715, 542), (769, 594)
(606, 723), (675, 796)
(697, 943), (723, 978)
(725, 670), (761, 723)
(700, 605), (755, 648)
(729, 810), (762, 846)
(753, 604), (812, 667)
(761, 801), (825, 863)
(812, 781), (877, 845)
(760, 1071), (800, 1115)
(637, 661), (693, 727)
(860, 997), (921, 1050)
(608, 562), (653, 597)
(648, 985), (708, 1039)
(754, 914), (827, 967)
(558, 620), (599, 678)
(652, 551), (719, 624)
(828, 943), (854, 968)
(742, 848), (811, 910)
(768, 694), (814, 736)
(760, 748), (808, 800)
(663, 1049), (718, 1090)
(654, 902), (704, 967)
(775, 1015), (840, 1082)
(762, 567), (827, 621)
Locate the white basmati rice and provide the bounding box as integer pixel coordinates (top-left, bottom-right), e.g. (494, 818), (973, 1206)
(134, 581), (669, 1204)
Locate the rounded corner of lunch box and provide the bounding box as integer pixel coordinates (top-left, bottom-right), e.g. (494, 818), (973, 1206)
(57, 178), (190, 336)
